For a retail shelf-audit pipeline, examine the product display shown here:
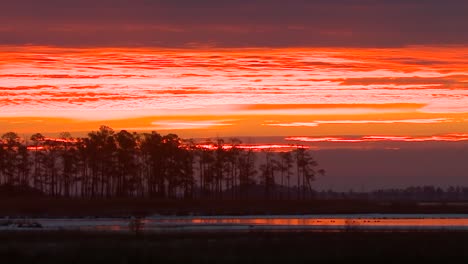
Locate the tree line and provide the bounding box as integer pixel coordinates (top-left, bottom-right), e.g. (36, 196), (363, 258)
(0, 126), (324, 199)
(318, 186), (468, 202)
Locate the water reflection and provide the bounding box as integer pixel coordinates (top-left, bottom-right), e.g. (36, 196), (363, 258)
(146, 216), (468, 229)
(169, 218), (468, 227)
(5, 215), (468, 232)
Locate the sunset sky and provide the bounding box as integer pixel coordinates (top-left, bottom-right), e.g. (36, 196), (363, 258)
(1, 0), (468, 188)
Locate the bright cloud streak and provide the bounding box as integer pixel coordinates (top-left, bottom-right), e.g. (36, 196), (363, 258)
(264, 118), (453, 127)
(286, 134), (468, 143)
(150, 120), (234, 130)
(1, 46), (468, 117)
(1, 46), (468, 142)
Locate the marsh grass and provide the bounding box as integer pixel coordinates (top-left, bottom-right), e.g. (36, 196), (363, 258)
(3, 197), (468, 218)
(1, 230), (468, 263)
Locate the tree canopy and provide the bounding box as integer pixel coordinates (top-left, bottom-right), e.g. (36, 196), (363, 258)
(0, 127), (324, 200)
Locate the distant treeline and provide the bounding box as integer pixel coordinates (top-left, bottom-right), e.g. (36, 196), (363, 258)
(317, 186), (468, 202)
(0, 126), (324, 199)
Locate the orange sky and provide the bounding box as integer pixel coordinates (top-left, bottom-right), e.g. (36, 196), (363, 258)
(1, 46), (468, 141)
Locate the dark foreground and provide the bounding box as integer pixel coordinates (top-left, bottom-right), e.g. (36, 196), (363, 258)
(4, 197), (468, 217)
(2, 231), (468, 263)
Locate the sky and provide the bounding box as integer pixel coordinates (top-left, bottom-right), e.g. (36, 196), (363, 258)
(2, 46), (468, 139)
(1, 0), (468, 47)
(1, 0), (468, 189)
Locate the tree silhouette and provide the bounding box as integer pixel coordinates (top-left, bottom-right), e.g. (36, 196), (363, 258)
(58, 132), (77, 197)
(0, 138), (5, 185)
(294, 147), (325, 199)
(195, 141), (215, 198)
(115, 130), (139, 197)
(30, 133), (45, 190)
(226, 138), (241, 199)
(1, 132), (22, 186)
(279, 151), (294, 199)
(141, 131), (164, 198)
(238, 149), (257, 199)
(0, 127), (326, 200)
(259, 149), (277, 199)
(87, 126), (117, 197)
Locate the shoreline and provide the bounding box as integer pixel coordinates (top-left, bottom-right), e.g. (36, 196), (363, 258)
(3, 197), (468, 218)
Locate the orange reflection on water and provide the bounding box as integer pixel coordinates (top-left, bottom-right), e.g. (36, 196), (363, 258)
(174, 217), (468, 227)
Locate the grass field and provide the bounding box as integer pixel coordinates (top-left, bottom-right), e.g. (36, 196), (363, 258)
(1, 230), (468, 263)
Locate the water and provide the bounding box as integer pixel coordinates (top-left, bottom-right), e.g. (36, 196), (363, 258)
(4, 214), (468, 232)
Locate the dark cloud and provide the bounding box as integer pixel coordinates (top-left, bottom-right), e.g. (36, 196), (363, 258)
(1, 0), (467, 47)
